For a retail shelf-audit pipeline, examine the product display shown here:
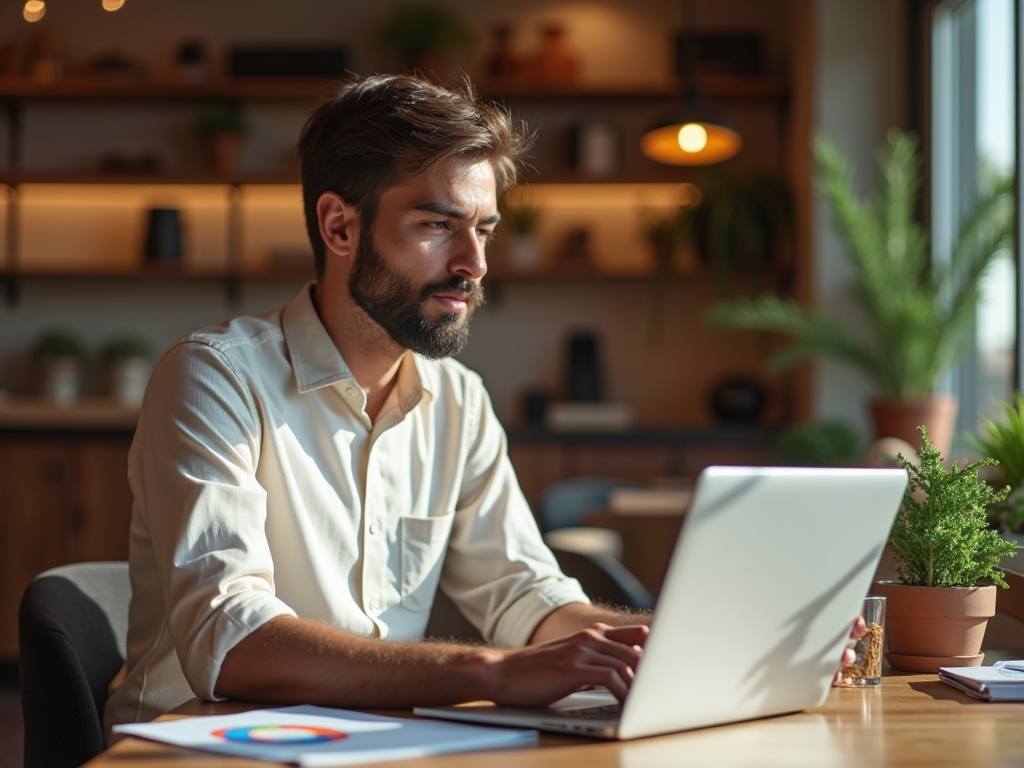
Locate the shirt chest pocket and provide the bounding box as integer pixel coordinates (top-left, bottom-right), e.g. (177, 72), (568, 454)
(399, 513), (455, 613)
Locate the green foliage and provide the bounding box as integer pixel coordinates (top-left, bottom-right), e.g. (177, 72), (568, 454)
(772, 421), (861, 467)
(707, 130), (1013, 398)
(505, 203), (540, 235)
(101, 335), (152, 361)
(196, 101), (248, 137)
(680, 169), (794, 293)
(33, 328), (86, 359)
(380, 3), (473, 58)
(890, 426), (1016, 588)
(968, 391), (1024, 534)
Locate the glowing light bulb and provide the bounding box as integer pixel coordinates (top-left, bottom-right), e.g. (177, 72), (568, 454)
(677, 124), (708, 153)
(23, 0), (46, 22)
(102, 0), (125, 10)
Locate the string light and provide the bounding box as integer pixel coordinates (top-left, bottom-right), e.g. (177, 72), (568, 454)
(23, 0), (46, 22)
(102, 0), (125, 10)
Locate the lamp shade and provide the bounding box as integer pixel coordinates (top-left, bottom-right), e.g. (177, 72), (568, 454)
(640, 120), (743, 166)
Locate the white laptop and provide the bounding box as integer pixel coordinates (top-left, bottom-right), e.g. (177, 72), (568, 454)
(415, 466), (907, 740)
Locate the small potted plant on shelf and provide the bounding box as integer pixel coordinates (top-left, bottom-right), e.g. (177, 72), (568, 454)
(101, 335), (152, 408)
(707, 130), (1013, 455)
(505, 201), (541, 273)
(196, 101), (249, 175)
(380, 3), (473, 83)
(968, 392), (1024, 562)
(873, 425), (1017, 673)
(33, 328), (87, 406)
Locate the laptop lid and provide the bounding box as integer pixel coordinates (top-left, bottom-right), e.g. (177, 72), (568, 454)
(617, 466), (906, 739)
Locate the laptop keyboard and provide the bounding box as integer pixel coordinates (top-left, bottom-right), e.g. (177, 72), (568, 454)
(556, 703), (622, 720)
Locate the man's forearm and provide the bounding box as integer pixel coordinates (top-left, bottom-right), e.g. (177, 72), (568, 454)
(215, 615), (499, 708)
(529, 602), (651, 645)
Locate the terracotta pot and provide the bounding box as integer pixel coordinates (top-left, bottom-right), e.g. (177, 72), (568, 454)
(870, 395), (958, 456)
(872, 581), (995, 672)
(203, 133), (242, 175)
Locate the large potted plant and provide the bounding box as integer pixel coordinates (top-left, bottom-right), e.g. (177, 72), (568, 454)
(873, 426), (1017, 672)
(707, 130), (1013, 454)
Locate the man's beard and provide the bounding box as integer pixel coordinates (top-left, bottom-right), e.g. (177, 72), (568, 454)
(347, 230), (485, 360)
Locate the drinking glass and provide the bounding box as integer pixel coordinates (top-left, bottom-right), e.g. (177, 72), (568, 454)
(838, 595), (885, 686)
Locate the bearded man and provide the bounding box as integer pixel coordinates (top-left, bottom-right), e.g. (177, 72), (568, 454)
(104, 75), (651, 733)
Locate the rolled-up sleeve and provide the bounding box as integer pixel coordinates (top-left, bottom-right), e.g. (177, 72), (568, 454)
(439, 377), (590, 648)
(130, 341), (297, 701)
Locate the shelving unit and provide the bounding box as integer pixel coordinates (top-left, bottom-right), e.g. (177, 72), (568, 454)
(0, 72), (790, 304)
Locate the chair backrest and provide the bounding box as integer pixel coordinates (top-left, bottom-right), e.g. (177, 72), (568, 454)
(549, 547), (655, 612)
(537, 477), (639, 532)
(19, 562), (130, 768)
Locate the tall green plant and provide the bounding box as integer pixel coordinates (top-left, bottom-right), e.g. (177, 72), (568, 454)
(968, 392), (1024, 534)
(891, 427), (1015, 588)
(707, 130), (1013, 399)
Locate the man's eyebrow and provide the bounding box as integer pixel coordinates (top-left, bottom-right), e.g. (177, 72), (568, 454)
(415, 201), (501, 225)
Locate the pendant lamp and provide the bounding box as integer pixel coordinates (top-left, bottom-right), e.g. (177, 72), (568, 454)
(640, 3), (743, 166)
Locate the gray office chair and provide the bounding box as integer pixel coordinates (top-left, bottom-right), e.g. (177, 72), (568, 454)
(19, 562), (130, 768)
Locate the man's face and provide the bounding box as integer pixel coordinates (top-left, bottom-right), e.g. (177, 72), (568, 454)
(347, 160), (498, 359)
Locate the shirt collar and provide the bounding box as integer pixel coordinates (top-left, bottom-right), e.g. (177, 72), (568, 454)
(282, 282), (437, 404)
(282, 283), (356, 393)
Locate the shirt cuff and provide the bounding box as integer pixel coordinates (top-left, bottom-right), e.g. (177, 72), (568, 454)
(184, 591), (298, 702)
(491, 577), (591, 649)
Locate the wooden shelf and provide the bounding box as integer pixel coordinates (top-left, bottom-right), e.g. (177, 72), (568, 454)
(0, 76), (343, 101)
(0, 267), (314, 282)
(483, 75), (788, 101)
(0, 171), (300, 186)
(0, 395), (139, 431)
(0, 74), (787, 103)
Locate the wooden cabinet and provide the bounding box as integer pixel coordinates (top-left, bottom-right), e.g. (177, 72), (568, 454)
(0, 432), (134, 659)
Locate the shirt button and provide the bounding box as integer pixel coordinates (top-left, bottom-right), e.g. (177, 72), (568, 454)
(368, 599), (380, 613)
(344, 385), (357, 397)
(368, 521), (380, 535)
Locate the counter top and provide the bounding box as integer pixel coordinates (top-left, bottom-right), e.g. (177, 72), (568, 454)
(0, 396), (139, 431)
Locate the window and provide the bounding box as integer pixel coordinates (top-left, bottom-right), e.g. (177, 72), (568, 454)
(931, 0), (1017, 444)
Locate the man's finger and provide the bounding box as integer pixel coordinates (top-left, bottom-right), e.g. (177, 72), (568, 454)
(850, 615), (867, 639)
(601, 624), (650, 648)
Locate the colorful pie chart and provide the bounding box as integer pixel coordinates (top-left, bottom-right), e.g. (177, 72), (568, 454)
(212, 725), (348, 744)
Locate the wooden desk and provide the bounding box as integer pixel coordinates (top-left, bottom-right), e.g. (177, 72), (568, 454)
(86, 674), (1024, 767)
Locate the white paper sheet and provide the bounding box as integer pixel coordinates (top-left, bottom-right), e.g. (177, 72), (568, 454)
(113, 704), (537, 766)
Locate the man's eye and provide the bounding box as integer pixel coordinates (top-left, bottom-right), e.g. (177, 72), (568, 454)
(426, 221), (449, 231)
(478, 229), (496, 242)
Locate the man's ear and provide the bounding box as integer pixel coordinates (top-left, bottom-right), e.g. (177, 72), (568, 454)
(316, 192), (360, 263)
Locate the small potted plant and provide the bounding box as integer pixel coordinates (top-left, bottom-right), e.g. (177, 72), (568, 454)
(33, 328), (87, 406)
(505, 202), (541, 273)
(101, 335), (152, 407)
(873, 426), (1017, 672)
(968, 392), (1024, 561)
(196, 101), (249, 175)
(380, 3), (473, 83)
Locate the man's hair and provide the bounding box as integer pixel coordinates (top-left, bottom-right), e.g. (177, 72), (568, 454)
(299, 74), (533, 278)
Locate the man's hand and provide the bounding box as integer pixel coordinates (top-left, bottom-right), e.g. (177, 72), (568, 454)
(833, 615), (868, 686)
(486, 623), (649, 706)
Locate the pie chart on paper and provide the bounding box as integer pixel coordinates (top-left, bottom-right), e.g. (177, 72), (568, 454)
(213, 724), (348, 745)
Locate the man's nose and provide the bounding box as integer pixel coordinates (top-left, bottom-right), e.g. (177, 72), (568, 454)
(449, 227), (488, 281)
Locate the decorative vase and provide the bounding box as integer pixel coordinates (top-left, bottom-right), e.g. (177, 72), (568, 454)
(111, 358), (150, 408)
(870, 395), (958, 456)
(872, 581), (995, 672)
(42, 357), (82, 406)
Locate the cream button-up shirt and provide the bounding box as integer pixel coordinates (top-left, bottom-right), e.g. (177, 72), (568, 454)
(104, 283), (589, 730)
